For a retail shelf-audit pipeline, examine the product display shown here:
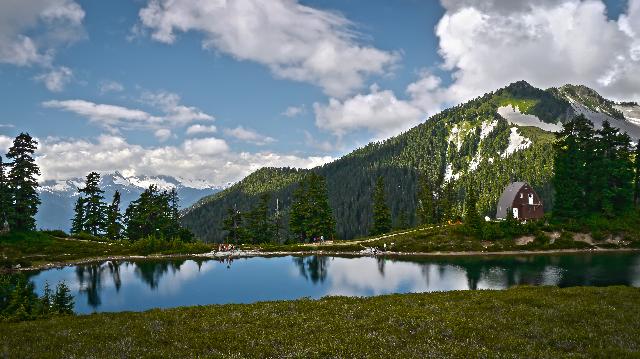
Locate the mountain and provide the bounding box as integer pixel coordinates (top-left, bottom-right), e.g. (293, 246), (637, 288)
(37, 172), (224, 231)
(181, 81), (640, 242)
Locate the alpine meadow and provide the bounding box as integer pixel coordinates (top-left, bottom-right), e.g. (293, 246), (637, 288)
(2, 0), (640, 357)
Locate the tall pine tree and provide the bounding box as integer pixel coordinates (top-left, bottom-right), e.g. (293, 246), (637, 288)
(553, 115), (595, 220)
(370, 176), (392, 236)
(78, 172), (107, 236)
(635, 142), (640, 208)
(246, 193), (273, 244)
(105, 191), (123, 240)
(70, 197), (85, 234)
(6, 133), (40, 231)
(0, 156), (10, 228)
(289, 173), (335, 241)
(464, 184), (483, 233)
(416, 173), (435, 225)
(222, 205), (244, 243)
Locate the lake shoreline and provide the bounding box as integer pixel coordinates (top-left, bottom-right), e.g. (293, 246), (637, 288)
(13, 246), (640, 272)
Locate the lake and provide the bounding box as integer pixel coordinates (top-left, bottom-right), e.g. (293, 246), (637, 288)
(27, 252), (640, 314)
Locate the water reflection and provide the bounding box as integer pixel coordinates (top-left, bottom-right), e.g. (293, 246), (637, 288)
(26, 252), (640, 314)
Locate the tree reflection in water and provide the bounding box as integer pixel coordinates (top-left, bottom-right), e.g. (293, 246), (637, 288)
(293, 256), (330, 284)
(133, 260), (186, 289)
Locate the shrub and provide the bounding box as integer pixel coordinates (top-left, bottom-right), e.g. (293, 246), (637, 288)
(39, 230), (68, 238)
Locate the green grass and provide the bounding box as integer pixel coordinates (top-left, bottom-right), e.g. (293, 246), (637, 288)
(0, 232), (214, 269)
(495, 97), (540, 113)
(0, 286), (638, 358)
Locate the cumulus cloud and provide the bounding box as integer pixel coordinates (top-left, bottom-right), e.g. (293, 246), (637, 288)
(21, 134), (332, 185)
(223, 126), (276, 145)
(34, 66), (73, 92)
(99, 80), (125, 94)
(0, 0), (85, 66)
(313, 83), (426, 138)
(314, 0), (640, 141)
(136, 0), (398, 98)
(186, 124), (217, 135)
(154, 128), (172, 142)
(433, 0), (640, 103)
(42, 92), (215, 134)
(140, 90), (214, 124)
(282, 105), (306, 118)
(183, 137), (229, 155)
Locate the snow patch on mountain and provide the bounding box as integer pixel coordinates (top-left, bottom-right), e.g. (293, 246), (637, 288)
(480, 120), (498, 140)
(501, 127), (532, 158)
(566, 97), (640, 139)
(497, 105), (562, 132)
(444, 164), (460, 183)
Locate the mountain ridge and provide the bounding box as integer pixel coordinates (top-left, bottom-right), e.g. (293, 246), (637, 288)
(179, 81), (639, 242)
(37, 172), (225, 231)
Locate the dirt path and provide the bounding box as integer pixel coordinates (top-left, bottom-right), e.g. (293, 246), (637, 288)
(299, 224), (444, 247)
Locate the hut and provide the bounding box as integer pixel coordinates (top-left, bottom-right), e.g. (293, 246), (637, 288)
(495, 182), (543, 220)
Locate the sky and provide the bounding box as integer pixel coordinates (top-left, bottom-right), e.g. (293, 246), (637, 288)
(0, 0), (638, 186)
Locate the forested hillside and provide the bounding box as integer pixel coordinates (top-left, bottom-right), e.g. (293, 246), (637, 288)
(182, 81), (638, 242)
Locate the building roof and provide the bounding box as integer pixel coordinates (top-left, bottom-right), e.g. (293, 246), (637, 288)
(495, 182), (526, 219)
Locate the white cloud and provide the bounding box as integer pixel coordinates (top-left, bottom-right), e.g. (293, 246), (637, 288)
(30, 134), (332, 186)
(223, 126), (276, 145)
(282, 105), (306, 118)
(99, 80), (125, 94)
(34, 66), (73, 92)
(313, 84), (424, 138)
(186, 124), (217, 135)
(136, 0), (398, 98)
(183, 137), (229, 155)
(140, 91), (214, 125)
(42, 99), (162, 131)
(154, 128), (172, 142)
(42, 92), (215, 134)
(431, 0), (640, 104)
(313, 0), (640, 141)
(0, 0), (85, 66)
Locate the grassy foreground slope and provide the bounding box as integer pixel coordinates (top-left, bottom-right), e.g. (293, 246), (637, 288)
(1, 286), (639, 358)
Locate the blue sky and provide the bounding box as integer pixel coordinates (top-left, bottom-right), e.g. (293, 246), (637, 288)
(0, 0), (638, 185)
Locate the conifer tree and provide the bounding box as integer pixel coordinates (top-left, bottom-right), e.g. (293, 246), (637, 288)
(552, 115), (594, 220)
(105, 191), (123, 240)
(0, 156), (9, 227)
(6, 133), (40, 231)
(464, 185), (483, 234)
(635, 142), (640, 208)
(289, 173), (335, 241)
(370, 176), (392, 236)
(78, 172), (107, 236)
(222, 205), (244, 243)
(396, 209), (409, 230)
(70, 197), (85, 234)
(417, 174), (435, 225)
(52, 282), (74, 315)
(167, 188), (180, 239)
(246, 193), (273, 243)
(39, 282), (52, 315)
(440, 181), (456, 224)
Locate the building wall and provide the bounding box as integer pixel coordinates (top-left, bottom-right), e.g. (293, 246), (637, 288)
(512, 184), (544, 220)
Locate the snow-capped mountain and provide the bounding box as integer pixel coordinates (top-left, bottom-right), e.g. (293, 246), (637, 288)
(37, 172), (225, 231)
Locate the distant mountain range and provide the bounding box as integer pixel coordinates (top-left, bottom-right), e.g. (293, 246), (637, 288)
(181, 81), (640, 242)
(37, 172), (224, 231)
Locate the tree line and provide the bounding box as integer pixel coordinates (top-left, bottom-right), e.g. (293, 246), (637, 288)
(222, 172), (335, 243)
(1, 274), (74, 322)
(0, 133), (41, 232)
(71, 172), (194, 242)
(553, 115), (640, 221)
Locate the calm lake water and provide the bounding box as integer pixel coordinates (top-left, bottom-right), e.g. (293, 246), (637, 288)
(27, 252), (640, 314)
